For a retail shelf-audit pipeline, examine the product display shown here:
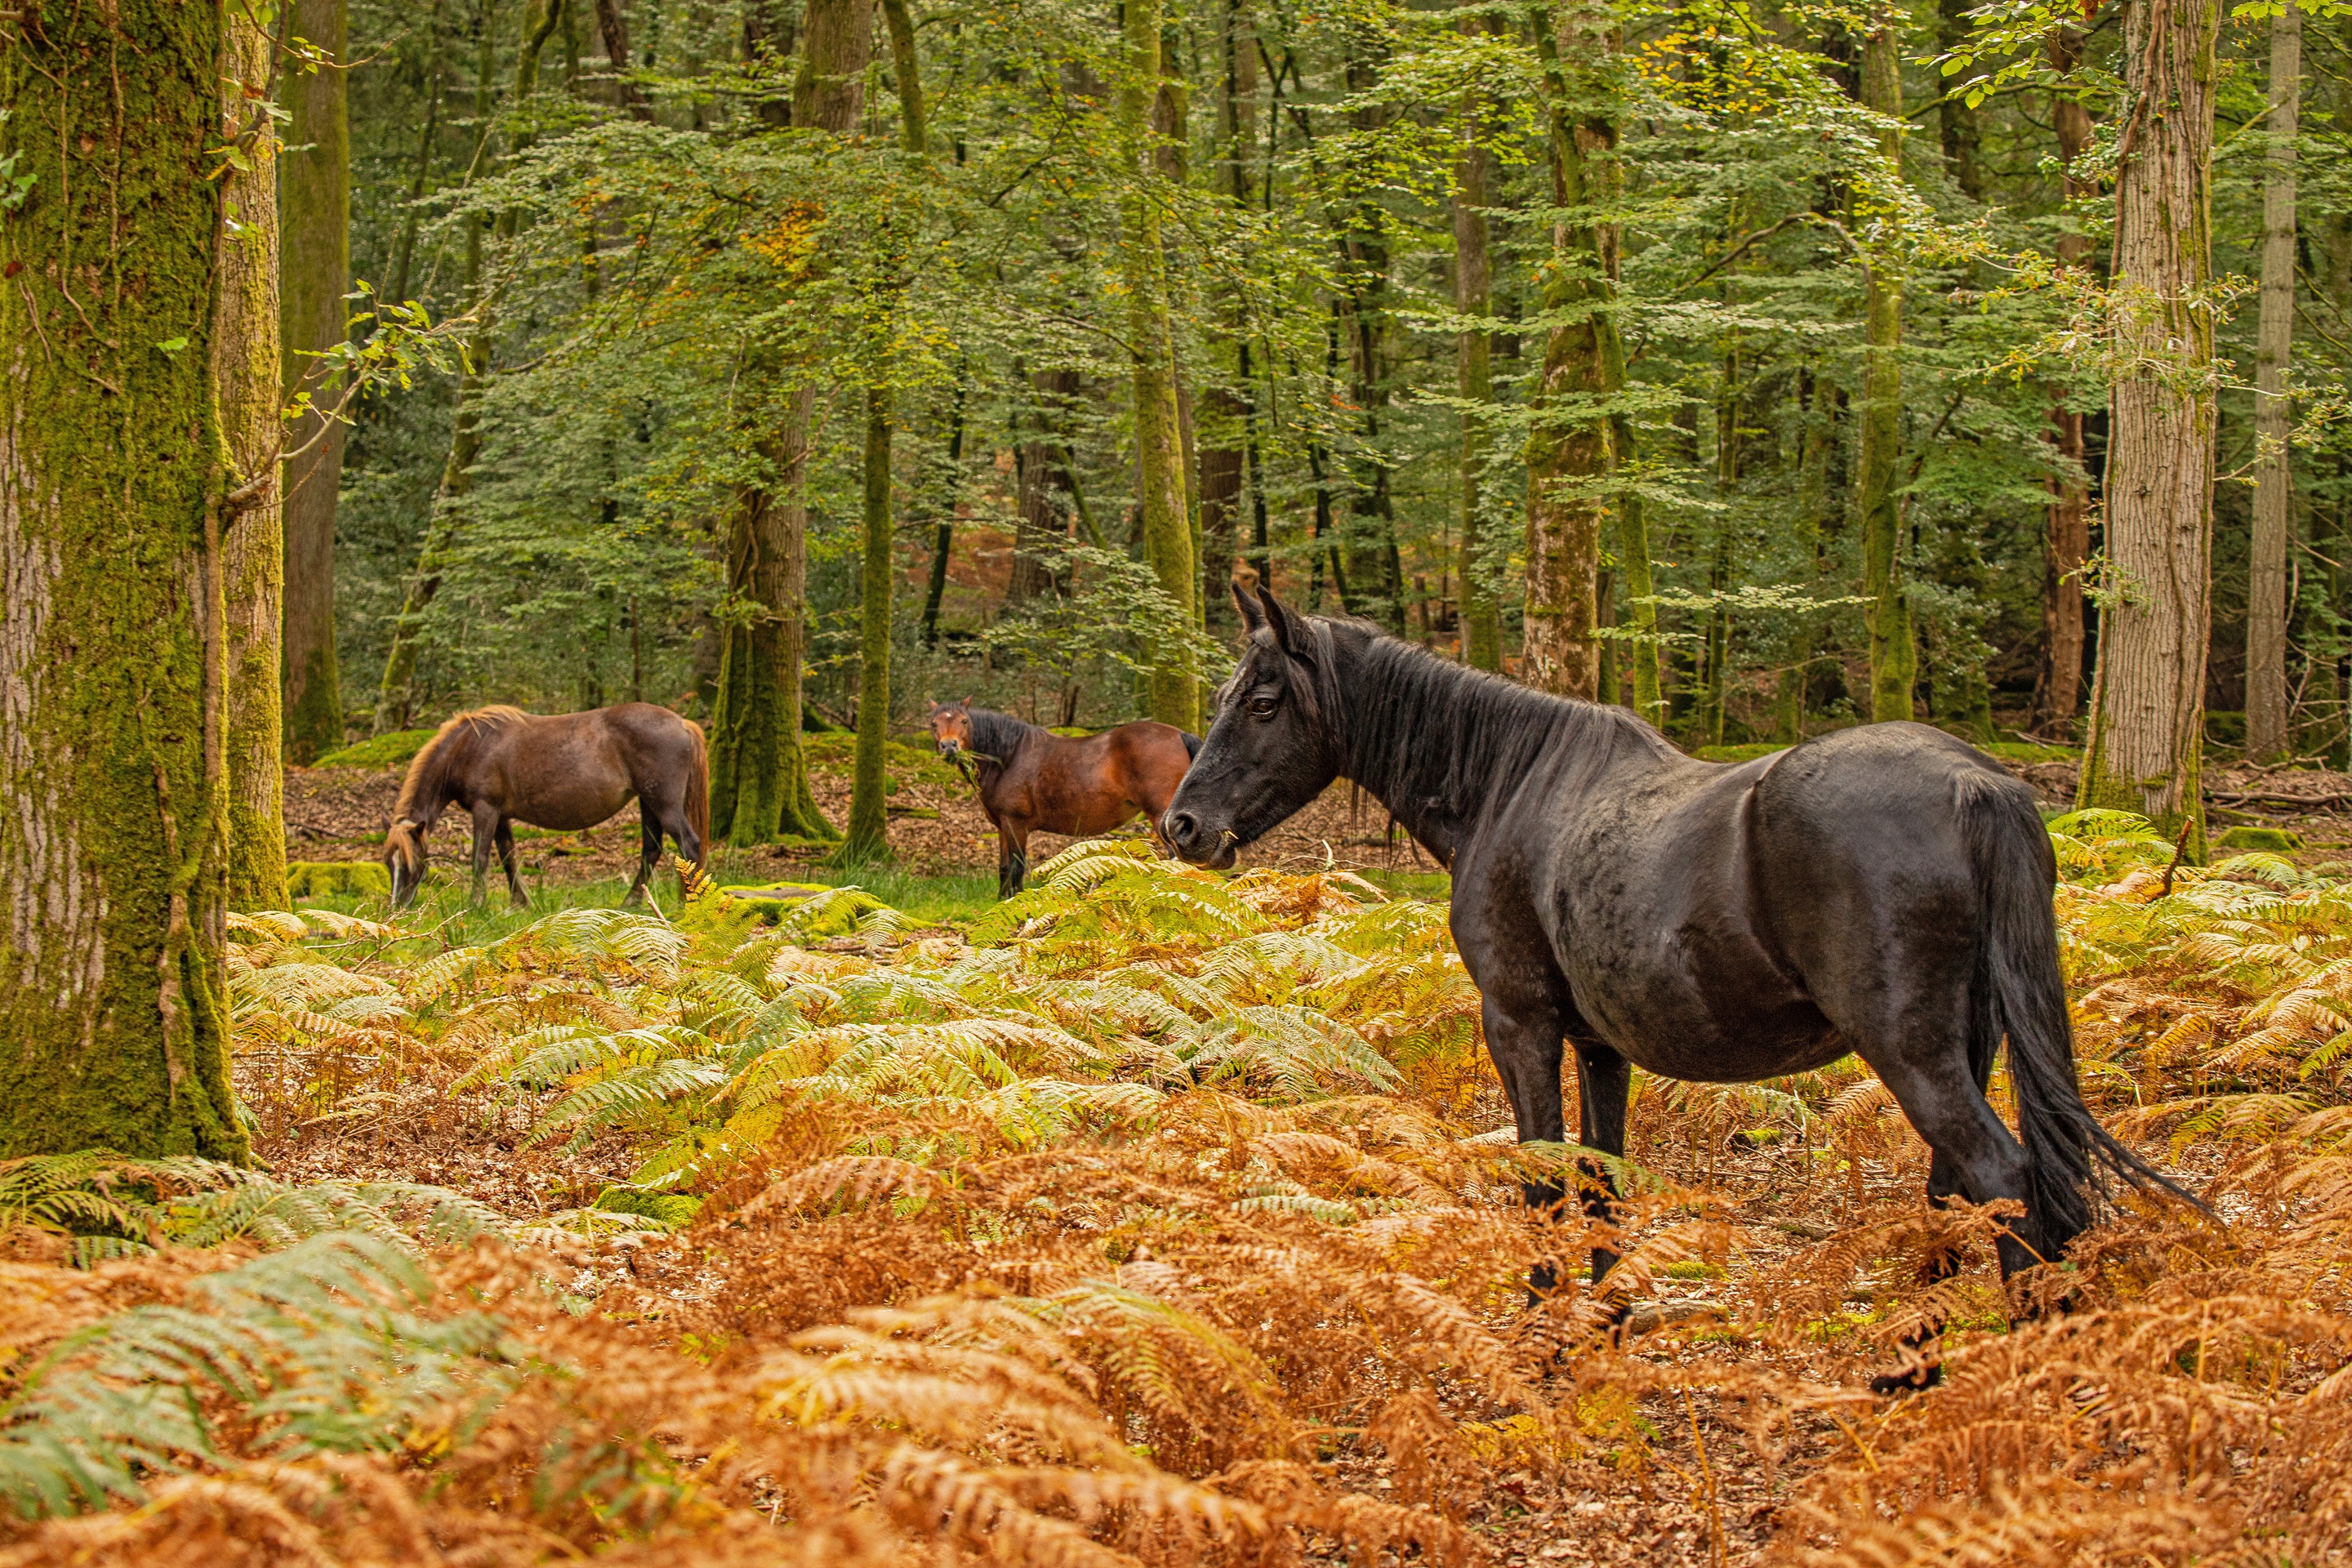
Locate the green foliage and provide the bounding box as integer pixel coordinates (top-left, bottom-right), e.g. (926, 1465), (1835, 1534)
(309, 728), (437, 769)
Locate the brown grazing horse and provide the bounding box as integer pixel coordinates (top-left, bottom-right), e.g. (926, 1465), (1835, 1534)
(926, 701), (1200, 898)
(382, 703), (708, 909)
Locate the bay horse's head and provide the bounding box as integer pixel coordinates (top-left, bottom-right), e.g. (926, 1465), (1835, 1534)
(926, 698), (976, 763)
(1162, 585), (1343, 870)
(383, 819), (427, 908)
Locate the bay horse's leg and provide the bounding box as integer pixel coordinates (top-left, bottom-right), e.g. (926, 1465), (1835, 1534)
(622, 808), (660, 906)
(468, 804), (499, 906)
(999, 826), (1031, 900)
(494, 820), (527, 907)
(1572, 1040), (1633, 1291)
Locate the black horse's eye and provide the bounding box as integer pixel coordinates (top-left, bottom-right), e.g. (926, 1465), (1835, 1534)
(1248, 694), (1278, 718)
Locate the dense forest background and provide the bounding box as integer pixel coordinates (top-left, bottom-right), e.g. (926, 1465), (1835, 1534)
(306, 0), (2328, 764)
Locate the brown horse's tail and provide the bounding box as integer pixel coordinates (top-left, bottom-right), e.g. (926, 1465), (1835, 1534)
(685, 719), (711, 868)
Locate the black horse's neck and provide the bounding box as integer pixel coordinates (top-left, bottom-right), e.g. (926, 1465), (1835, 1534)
(1324, 627), (1677, 863)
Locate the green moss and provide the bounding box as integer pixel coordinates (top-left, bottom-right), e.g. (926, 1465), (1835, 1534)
(287, 861), (394, 901)
(313, 728), (439, 769)
(2214, 825), (2304, 852)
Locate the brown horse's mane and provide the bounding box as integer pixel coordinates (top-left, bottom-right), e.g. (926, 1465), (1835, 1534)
(391, 706), (530, 826)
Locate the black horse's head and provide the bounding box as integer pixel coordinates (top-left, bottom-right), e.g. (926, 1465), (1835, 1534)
(383, 819), (428, 909)
(1161, 585), (1344, 868)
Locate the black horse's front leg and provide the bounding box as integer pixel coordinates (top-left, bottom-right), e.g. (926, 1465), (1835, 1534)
(1480, 993), (1570, 1299)
(1572, 1040), (1633, 1290)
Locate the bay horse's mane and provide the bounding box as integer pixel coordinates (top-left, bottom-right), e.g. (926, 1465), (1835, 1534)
(963, 705), (1047, 764)
(391, 705), (531, 826)
(1310, 617), (1678, 817)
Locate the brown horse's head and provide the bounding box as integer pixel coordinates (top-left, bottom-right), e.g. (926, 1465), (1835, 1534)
(383, 819), (428, 908)
(926, 698), (976, 762)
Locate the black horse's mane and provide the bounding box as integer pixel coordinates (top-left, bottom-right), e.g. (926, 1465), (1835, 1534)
(1319, 620), (1678, 816)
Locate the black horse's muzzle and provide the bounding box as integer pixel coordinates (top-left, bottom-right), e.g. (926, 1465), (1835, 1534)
(1160, 808), (1239, 869)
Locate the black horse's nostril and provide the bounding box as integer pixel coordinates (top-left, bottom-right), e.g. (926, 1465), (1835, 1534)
(1165, 810), (1200, 849)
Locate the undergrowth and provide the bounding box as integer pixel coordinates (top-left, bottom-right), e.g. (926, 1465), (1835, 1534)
(1, 826), (2347, 1565)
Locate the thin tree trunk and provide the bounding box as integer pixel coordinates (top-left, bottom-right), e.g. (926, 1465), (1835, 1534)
(1936, 0), (1984, 202)
(922, 378), (965, 645)
(2078, 0), (2220, 849)
(2039, 22), (2096, 733)
(1453, 2), (1501, 671)
(0, 0), (248, 1159)
(1123, 0), (1198, 728)
(843, 0), (927, 863)
(280, 0), (350, 766)
(387, 18), (446, 310)
(710, 0), (872, 844)
(1009, 368), (1079, 604)
(2248, 2), (2301, 761)
(593, 0), (656, 119)
(1521, 3), (1610, 700)
(223, 16), (287, 912)
(1858, 22), (1914, 722)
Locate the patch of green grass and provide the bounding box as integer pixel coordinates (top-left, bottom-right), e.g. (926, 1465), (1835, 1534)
(311, 728), (439, 769)
(801, 732), (965, 791)
(1981, 740), (2077, 764)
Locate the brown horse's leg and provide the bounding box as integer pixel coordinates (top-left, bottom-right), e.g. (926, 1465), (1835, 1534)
(998, 826), (1031, 901)
(469, 804), (499, 906)
(494, 821), (527, 907)
(622, 811), (660, 906)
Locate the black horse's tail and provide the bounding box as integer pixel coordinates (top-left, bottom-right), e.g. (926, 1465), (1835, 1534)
(1962, 776), (2200, 1258)
(1182, 731), (1204, 760)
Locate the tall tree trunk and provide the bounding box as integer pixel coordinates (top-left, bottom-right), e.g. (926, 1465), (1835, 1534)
(2078, 0), (2220, 848)
(223, 16), (287, 912)
(377, 0), (510, 735)
(2248, 2), (2301, 762)
(1858, 22), (1914, 722)
(386, 22), (447, 313)
(593, 0), (656, 119)
(0, 0), (249, 1159)
(1935, 0), (1984, 202)
(1122, 0), (1198, 728)
(1453, 4), (1501, 671)
(1009, 368), (1079, 604)
(280, 0), (350, 765)
(710, 0), (871, 844)
(1521, 2), (1611, 700)
(923, 377), (965, 644)
(2039, 23), (2096, 733)
(842, 0), (927, 864)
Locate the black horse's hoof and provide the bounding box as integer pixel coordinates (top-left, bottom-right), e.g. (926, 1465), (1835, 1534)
(1869, 1360), (1943, 1396)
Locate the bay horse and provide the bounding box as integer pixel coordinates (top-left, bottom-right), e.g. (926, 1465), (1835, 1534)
(1164, 588), (2189, 1333)
(382, 703), (708, 909)
(926, 701), (1200, 898)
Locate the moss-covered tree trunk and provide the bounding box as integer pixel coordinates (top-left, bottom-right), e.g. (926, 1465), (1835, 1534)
(709, 0), (871, 844)
(279, 0), (347, 765)
(1857, 20), (1913, 723)
(2078, 0), (2219, 849)
(1121, 0), (1198, 728)
(0, 0), (249, 1160)
(1520, 2), (1613, 701)
(2247, 1), (2300, 763)
(844, 387), (895, 862)
(2039, 23), (2096, 733)
(220, 14), (287, 912)
(1452, 4), (1501, 673)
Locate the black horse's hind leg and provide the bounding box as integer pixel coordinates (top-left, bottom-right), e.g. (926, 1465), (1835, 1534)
(1573, 1040), (1633, 1291)
(494, 820), (527, 907)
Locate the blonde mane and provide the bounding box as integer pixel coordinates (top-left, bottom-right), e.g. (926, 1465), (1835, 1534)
(390, 706), (532, 827)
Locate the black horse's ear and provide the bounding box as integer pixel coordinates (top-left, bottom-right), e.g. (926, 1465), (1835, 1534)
(1234, 581), (1268, 636)
(1261, 587), (1305, 657)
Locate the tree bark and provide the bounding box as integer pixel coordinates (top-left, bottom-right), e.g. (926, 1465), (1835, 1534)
(1521, 2), (1612, 701)
(222, 15), (287, 912)
(2078, 0), (2219, 849)
(708, 0), (871, 844)
(2039, 22), (2096, 733)
(1858, 22), (1914, 722)
(1935, 0), (1984, 202)
(2247, 2), (2300, 762)
(1453, 3), (1501, 672)
(280, 0), (348, 766)
(1122, 0), (1198, 728)
(592, 0), (655, 119)
(0, 0), (249, 1159)
(1009, 368), (1079, 604)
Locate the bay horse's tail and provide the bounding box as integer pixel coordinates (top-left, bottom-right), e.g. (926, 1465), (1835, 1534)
(1962, 775), (2200, 1258)
(684, 717), (711, 869)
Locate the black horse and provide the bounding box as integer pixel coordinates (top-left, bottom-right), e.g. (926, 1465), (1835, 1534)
(1164, 586), (2184, 1303)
